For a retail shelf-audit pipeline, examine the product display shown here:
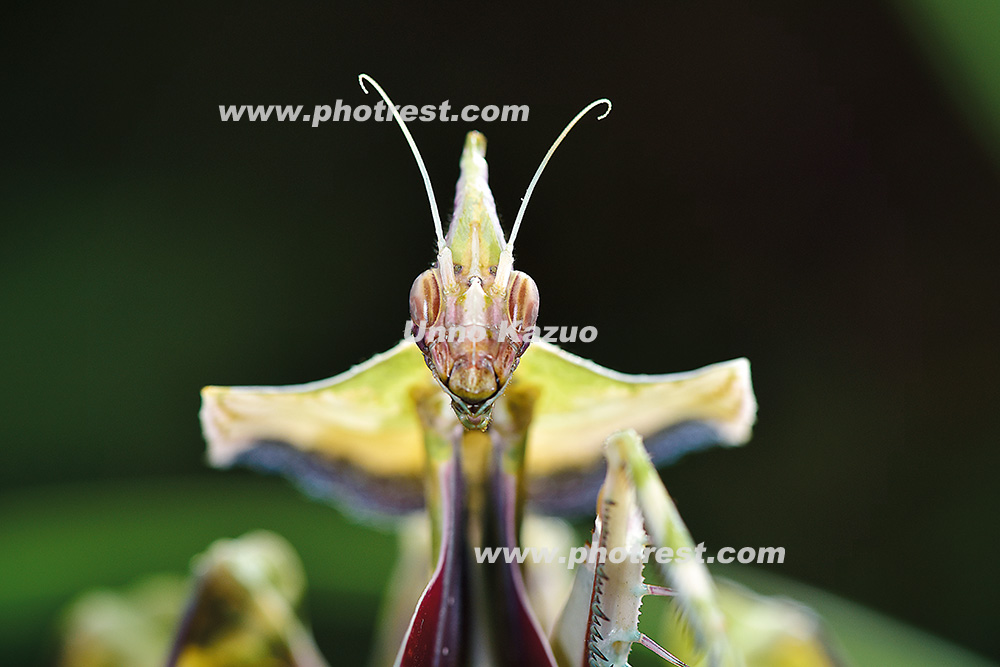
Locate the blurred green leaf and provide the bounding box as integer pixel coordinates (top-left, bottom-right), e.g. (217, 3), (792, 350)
(893, 0), (1000, 169)
(0, 476), (393, 665)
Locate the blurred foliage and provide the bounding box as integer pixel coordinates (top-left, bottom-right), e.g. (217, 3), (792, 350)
(0, 477), (392, 665)
(57, 530), (332, 666)
(893, 0), (1000, 169)
(58, 576), (188, 667)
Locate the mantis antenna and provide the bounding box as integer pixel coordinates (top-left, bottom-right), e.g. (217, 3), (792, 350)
(358, 74), (446, 251)
(507, 98), (612, 251)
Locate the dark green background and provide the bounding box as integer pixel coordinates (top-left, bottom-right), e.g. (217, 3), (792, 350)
(2, 2), (998, 664)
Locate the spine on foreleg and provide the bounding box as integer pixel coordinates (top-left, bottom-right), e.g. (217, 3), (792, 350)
(610, 429), (741, 667)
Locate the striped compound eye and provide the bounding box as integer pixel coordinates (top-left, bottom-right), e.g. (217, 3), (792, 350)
(506, 271), (539, 347)
(491, 271), (539, 389)
(409, 269), (441, 349)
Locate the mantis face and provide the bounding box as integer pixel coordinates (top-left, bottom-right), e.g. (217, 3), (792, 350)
(409, 132), (539, 430)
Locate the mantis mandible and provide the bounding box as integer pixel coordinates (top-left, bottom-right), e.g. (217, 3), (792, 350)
(196, 75), (840, 667)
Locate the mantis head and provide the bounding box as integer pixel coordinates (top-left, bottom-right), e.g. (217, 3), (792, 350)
(408, 133), (539, 429)
(360, 74), (609, 429)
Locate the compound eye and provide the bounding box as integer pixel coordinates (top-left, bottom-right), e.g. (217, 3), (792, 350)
(409, 269), (441, 334)
(507, 271), (539, 343)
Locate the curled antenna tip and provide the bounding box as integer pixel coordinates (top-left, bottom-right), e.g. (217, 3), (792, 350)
(507, 96), (613, 250)
(594, 98), (613, 120)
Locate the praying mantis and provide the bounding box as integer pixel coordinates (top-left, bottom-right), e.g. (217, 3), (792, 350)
(195, 75), (842, 667)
